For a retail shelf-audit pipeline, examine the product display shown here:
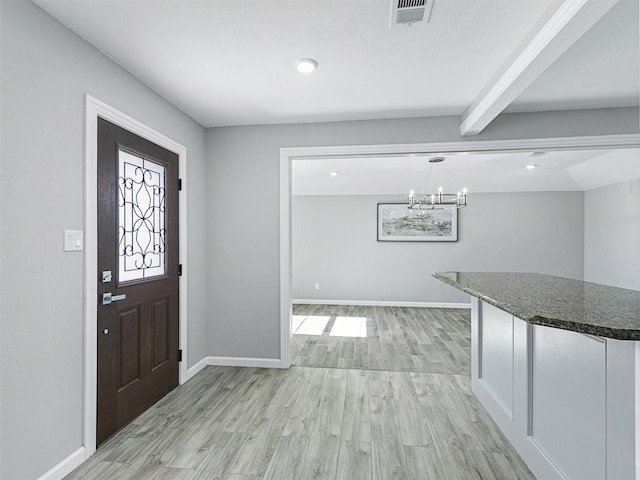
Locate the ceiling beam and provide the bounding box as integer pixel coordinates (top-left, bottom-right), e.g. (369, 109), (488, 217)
(459, 0), (620, 137)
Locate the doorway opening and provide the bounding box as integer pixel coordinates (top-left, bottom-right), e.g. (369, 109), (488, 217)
(280, 134), (640, 368)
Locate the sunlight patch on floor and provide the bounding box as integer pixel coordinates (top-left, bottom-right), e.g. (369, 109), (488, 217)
(293, 315), (330, 335)
(329, 316), (367, 337)
(292, 315), (306, 332)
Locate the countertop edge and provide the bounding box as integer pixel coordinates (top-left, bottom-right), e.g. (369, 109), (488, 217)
(432, 272), (640, 341)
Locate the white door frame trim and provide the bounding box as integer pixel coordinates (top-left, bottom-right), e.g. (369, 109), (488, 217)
(84, 95), (189, 457)
(279, 133), (640, 367)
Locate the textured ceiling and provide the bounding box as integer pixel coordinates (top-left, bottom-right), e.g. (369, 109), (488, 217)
(33, 0), (637, 128)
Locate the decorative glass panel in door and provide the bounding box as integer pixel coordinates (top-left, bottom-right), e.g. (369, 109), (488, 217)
(118, 148), (166, 282)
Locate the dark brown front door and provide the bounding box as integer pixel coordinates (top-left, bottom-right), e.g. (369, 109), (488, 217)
(97, 118), (180, 446)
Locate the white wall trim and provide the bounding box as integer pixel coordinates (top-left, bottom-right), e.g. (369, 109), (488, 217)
(284, 134), (640, 160)
(185, 356), (210, 381)
(84, 95), (189, 459)
(279, 134), (640, 374)
(635, 341), (640, 477)
(293, 299), (471, 309)
(280, 148), (292, 368)
(191, 356), (284, 370)
(209, 356), (284, 368)
(36, 447), (86, 480)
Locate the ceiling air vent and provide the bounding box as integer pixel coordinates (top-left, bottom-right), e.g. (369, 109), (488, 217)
(391, 0), (434, 26)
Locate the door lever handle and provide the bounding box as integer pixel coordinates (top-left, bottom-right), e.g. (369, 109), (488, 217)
(102, 292), (127, 305)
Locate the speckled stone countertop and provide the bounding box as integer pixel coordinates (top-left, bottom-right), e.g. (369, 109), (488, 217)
(433, 272), (640, 341)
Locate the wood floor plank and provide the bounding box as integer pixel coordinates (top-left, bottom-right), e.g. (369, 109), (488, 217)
(337, 338), (355, 369)
(369, 380), (409, 480)
(413, 382), (481, 480)
(223, 475), (263, 480)
(380, 343), (397, 370)
(190, 432), (247, 480)
(469, 449), (534, 479)
(388, 372), (433, 447)
(307, 343), (329, 367)
(367, 336), (382, 355)
(298, 434), (341, 480)
(98, 428), (162, 465)
(262, 435), (309, 480)
(224, 369), (286, 433)
(353, 338), (369, 369)
(262, 366), (310, 420)
(367, 317), (379, 340)
(166, 428), (220, 469)
(296, 337), (319, 366)
(138, 427), (193, 466)
(228, 416), (286, 477)
(282, 368), (327, 437)
(63, 460), (136, 480)
(146, 466), (195, 480)
(322, 336), (342, 368)
(181, 368), (254, 431)
(367, 353), (383, 371)
(336, 441), (372, 480)
(341, 369), (371, 442)
(403, 445), (447, 480)
(122, 464), (168, 480)
(313, 372), (347, 437)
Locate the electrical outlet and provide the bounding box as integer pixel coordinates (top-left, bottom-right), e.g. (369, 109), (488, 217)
(314, 283), (320, 290)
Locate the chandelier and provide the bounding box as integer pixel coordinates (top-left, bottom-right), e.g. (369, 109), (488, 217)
(408, 156), (467, 210)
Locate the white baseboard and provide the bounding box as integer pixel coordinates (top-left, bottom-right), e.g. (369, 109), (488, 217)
(37, 447), (86, 480)
(208, 356), (283, 368)
(292, 299), (471, 309)
(186, 356), (284, 377)
(185, 356), (210, 381)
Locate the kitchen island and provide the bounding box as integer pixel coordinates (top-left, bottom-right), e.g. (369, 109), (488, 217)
(434, 272), (640, 480)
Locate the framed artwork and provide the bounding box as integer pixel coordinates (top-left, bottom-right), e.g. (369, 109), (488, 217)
(377, 203), (458, 242)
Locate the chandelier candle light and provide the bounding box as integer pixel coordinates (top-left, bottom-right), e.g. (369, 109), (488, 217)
(408, 156), (468, 210)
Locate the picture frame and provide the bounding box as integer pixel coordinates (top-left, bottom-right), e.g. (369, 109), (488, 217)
(377, 203), (458, 242)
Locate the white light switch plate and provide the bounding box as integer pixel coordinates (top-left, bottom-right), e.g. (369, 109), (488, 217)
(64, 230), (83, 252)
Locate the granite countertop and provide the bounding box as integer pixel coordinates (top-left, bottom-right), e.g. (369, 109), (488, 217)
(433, 272), (640, 341)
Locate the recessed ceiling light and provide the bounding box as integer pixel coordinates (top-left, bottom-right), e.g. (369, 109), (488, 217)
(526, 164), (538, 170)
(330, 171), (339, 176)
(296, 58), (318, 74)
(528, 151), (546, 157)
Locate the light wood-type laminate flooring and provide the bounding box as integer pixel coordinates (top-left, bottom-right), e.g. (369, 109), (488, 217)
(64, 305), (535, 480)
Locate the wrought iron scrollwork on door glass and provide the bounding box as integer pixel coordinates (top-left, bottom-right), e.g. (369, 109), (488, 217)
(118, 148), (166, 282)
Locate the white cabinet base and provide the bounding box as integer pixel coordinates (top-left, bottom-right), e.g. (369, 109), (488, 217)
(471, 298), (639, 480)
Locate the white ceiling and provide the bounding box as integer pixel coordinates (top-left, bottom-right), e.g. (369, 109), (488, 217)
(506, 0), (639, 113)
(32, 0), (639, 196)
(292, 148), (640, 196)
(34, 0), (638, 128)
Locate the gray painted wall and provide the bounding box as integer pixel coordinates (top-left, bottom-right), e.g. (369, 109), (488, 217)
(584, 179), (640, 290)
(1, 1), (638, 477)
(292, 193), (585, 304)
(206, 107), (635, 360)
(0, 2), (208, 478)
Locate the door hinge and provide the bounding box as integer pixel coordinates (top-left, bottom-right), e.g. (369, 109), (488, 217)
(177, 349), (183, 362)
(178, 178), (183, 191)
(177, 264), (183, 276)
